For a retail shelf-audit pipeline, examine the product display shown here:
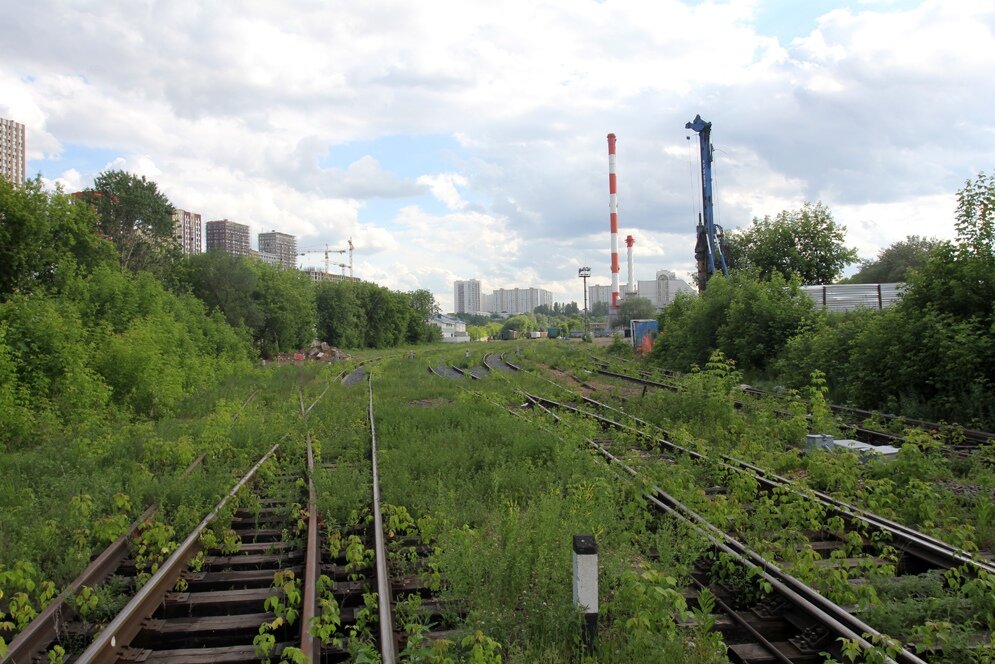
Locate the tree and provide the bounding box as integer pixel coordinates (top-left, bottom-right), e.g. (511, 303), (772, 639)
(900, 172), (995, 325)
(651, 272), (813, 374)
(250, 262), (315, 356)
(454, 312), (492, 326)
(0, 178), (115, 298)
(405, 289), (441, 343)
(502, 314), (536, 335)
(176, 251), (263, 331)
(316, 281), (365, 348)
(79, 171), (177, 274)
(590, 301), (609, 317)
(846, 236), (939, 284)
(615, 296), (656, 329)
(726, 202), (858, 284)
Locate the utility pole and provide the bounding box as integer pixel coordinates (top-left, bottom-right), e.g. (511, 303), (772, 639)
(578, 266), (591, 337)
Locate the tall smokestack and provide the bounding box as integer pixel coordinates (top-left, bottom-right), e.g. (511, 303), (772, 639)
(608, 134), (620, 311)
(626, 235), (635, 294)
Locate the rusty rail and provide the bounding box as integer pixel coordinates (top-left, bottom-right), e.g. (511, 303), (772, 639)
(76, 445), (279, 664)
(368, 374), (397, 663)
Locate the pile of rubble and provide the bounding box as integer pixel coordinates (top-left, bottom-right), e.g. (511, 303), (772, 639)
(272, 341), (350, 363)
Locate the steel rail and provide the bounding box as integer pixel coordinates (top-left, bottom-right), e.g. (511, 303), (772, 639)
(77, 444), (280, 664)
(539, 392), (995, 576)
(295, 387), (323, 660)
(574, 393), (995, 575)
(368, 375), (397, 663)
(449, 364), (480, 380)
(5, 385), (264, 664)
(2, 453), (206, 664)
(300, 436), (321, 661)
(500, 354), (522, 372)
(596, 361), (994, 448)
(689, 577), (794, 664)
(525, 396), (924, 664)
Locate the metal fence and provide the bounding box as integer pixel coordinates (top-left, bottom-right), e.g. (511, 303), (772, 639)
(800, 283), (903, 312)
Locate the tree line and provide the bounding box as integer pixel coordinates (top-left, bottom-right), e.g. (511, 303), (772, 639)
(650, 174), (995, 428)
(0, 172), (444, 449)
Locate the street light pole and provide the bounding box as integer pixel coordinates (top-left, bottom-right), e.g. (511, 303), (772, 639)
(578, 267), (591, 337)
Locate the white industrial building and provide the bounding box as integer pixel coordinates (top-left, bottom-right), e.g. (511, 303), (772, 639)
(590, 271), (694, 311)
(635, 270), (696, 309)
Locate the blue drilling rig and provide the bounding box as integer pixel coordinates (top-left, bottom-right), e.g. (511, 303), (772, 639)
(686, 114), (728, 291)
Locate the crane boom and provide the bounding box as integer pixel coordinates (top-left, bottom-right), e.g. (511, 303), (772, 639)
(686, 114), (728, 291)
(298, 238), (354, 277)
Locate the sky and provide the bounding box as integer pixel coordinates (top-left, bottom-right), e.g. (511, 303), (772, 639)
(2, 0), (993, 312)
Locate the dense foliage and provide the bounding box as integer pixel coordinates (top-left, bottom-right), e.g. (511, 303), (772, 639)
(725, 202), (858, 284)
(779, 174), (995, 425)
(77, 170), (179, 275)
(174, 251), (316, 356)
(652, 271), (813, 375)
(0, 179), (114, 297)
(615, 295), (656, 328)
(653, 175), (995, 427)
(314, 280), (441, 349)
(0, 183), (255, 453)
(845, 235), (939, 284)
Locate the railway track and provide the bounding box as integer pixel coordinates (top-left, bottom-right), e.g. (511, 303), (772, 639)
(522, 390), (994, 662)
(587, 360), (995, 452)
(5, 378), (428, 664)
(2, 390), (267, 664)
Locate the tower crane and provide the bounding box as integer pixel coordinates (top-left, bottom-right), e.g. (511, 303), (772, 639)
(298, 238), (354, 277)
(685, 114), (728, 291)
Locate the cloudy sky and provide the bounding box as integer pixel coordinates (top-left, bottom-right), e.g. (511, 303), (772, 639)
(3, 0), (992, 311)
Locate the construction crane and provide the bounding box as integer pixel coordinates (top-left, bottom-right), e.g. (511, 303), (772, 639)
(298, 238), (354, 277)
(685, 114), (728, 291)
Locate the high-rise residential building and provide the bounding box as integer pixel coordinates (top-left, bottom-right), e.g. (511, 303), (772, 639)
(0, 118), (26, 187)
(487, 287), (553, 315)
(172, 209), (202, 255)
(205, 219), (250, 257)
(588, 284), (612, 307)
(453, 279), (482, 314)
(258, 231), (297, 270)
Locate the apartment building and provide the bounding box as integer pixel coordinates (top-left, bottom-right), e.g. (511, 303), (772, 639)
(205, 219), (250, 256)
(0, 118), (26, 186)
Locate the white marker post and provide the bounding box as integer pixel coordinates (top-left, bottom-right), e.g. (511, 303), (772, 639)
(572, 534), (598, 652)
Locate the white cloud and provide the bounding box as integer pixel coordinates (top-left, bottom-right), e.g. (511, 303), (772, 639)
(1, 0), (993, 307)
(416, 173), (468, 211)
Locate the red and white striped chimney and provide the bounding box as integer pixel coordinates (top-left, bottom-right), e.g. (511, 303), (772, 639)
(626, 235), (635, 294)
(608, 133), (620, 311)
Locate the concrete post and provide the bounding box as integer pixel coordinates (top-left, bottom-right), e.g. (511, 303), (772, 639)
(572, 534), (598, 653)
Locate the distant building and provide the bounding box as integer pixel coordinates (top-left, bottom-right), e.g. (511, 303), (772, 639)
(588, 284), (612, 308)
(487, 287), (552, 315)
(205, 219), (250, 257)
(258, 231), (297, 270)
(0, 117), (26, 187)
(636, 270), (696, 310)
(430, 314), (469, 342)
(453, 279), (482, 314)
(251, 248), (280, 266)
(172, 209), (202, 255)
(301, 269), (357, 284)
